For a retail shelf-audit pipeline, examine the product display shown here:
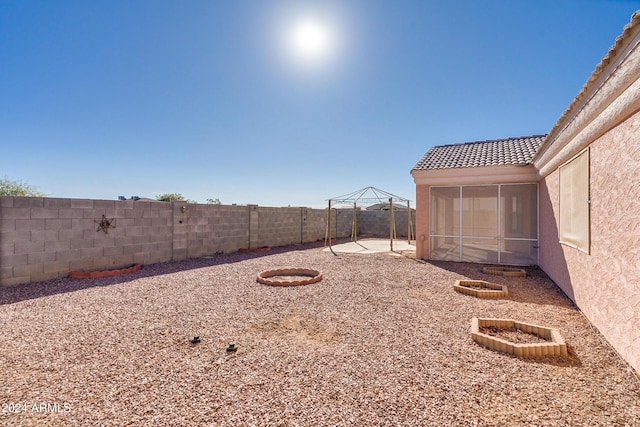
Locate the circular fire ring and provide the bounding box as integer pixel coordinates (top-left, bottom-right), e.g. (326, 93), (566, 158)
(257, 268), (323, 287)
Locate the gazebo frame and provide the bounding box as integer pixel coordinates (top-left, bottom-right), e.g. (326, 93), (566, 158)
(326, 186), (414, 253)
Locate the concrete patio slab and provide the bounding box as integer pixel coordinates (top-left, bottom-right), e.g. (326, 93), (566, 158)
(323, 239), (415, 254)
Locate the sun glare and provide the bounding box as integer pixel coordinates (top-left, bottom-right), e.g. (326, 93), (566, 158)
(289, 18), (333, 63)
(284, 15), (338, 69)
(265, 5), (352, 82)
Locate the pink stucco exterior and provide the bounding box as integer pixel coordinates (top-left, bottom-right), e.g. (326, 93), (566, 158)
(414, 184), (429, 260)
(539, 111), (640, 372)
(412, 13), (640, 373)
(535, 14), (640, 373)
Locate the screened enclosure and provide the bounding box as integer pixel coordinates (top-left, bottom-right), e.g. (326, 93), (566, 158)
(429, 184), (538, 265)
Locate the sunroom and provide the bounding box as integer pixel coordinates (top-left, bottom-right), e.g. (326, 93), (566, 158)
(411, 135), (544, 265)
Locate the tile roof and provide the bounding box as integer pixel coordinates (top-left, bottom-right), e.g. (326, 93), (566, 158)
(412, 135), (546, 170)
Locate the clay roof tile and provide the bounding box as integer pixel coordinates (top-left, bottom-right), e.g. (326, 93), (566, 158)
(412, 135), (546, 171)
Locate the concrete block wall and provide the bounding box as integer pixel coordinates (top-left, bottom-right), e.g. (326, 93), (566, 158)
(254, 207), (352, 248)
(1, 197), (411, 286)
(178, 204), (250, 258)
(0, 197), (173, 286)
(256, 207), (305, 248)
(358, 209), (416, 238)
(210, 205), (252, 254)
(329, 208), (355, 239)
(301, 208), (327, 243)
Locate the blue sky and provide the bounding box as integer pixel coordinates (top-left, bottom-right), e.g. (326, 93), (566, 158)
(1, 1), (639, 207)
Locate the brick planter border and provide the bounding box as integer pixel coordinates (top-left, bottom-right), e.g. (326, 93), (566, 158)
(257, 268), (323, 287)
(69, 263), (141, 279)
(470, 317), (568, 358)
(454, 280), (509, 299)
(482, 267), (527, 277)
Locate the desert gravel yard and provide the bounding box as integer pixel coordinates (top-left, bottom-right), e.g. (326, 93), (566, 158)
(1, 241), (639, 426)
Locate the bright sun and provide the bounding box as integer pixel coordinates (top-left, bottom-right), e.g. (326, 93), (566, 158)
(286, 17), (335, 67)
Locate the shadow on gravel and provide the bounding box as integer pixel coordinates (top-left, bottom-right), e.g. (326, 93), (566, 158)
(427, 260), (578, 310)
(0, 240), (338, 306)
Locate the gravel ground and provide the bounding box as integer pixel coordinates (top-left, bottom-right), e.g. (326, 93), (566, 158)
(1, 241), (639, 426)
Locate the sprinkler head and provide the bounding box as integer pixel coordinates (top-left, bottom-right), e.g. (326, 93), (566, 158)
(190, 336), (201, 344)
(226, 343), (237, 353)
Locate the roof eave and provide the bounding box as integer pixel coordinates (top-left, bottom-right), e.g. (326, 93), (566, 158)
(411, 164), (538, 186)
(533, 11), (640, 167)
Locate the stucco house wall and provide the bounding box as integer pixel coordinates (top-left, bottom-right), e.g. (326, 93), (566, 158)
(538, 112), (640, 372)
(534, 14), (640, 372)
(414, 184), (430, 259)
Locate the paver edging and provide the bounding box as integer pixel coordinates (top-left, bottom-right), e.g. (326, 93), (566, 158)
(470, 317), (568, 358)
(454, 280), (509, 299)
(482, 267), (527, 277)
(257, 268), (323, 287)
(69, 263), (141, 279)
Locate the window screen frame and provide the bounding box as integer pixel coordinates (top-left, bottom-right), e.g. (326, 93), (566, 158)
(429, 183), (539, 265)
(558, 147), (591, 254)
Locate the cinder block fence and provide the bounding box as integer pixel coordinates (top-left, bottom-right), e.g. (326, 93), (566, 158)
(0, 197), (415, 286)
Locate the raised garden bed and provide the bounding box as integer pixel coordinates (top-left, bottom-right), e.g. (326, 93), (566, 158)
(453, 280), (509, 299)
(482, 266), (527, 277)
(470, 317), (568, 358)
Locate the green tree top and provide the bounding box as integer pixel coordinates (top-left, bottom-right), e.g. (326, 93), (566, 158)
(155, 193), (197, 203)
(0, 176), (46, 197)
